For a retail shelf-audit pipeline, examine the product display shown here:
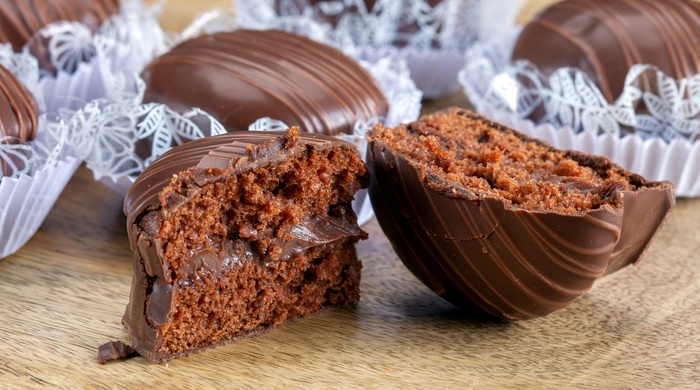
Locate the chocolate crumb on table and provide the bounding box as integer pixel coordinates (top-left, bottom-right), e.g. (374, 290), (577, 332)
(97, 341), (138, 364)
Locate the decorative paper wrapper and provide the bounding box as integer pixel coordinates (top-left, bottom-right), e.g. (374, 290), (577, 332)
(460, 31), (700, 197)
(72, 51), (421, 226)
(236, 0), (524, 99)
(0, 49), (80, 259)
(31, 0), (170, 110)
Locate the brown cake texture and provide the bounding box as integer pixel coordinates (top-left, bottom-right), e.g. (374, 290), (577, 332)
(122, 129), (368, 363)
(368, 107), (675, 320)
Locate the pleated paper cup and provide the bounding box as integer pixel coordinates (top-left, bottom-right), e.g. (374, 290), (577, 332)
(0, 156), (81, 258)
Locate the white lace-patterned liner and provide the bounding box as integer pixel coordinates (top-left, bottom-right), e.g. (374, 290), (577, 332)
(235, 0), (526, 98)
(459, 34), (700, 197)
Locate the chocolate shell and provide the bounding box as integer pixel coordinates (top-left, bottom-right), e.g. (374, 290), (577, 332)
(0, 0), (119, 51)
(367, 108), (675, 320)
(140, 29), (388, 136)
(511, 0), (700, 103)
(0, 63), (39, 142)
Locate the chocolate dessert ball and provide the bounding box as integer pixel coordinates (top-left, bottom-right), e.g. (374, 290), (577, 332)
(141, 29), (388, 136)
(511, 0), (700, 103)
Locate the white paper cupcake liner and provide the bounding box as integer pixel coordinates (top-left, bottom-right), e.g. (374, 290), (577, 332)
(235, 0), (527, 99)
(0, 156), (81, 258)
(0, 43), (95, 259)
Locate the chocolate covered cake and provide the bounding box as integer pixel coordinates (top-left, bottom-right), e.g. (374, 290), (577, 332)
(122, 129), (368, 363)
(141, 29), (388, 136)
(0, 0), (119, 51)
(368, 108), (675, 320)
(511, 0), (700, 103)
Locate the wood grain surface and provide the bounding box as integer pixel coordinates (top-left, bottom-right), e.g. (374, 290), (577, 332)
(2, 0), (700, 389)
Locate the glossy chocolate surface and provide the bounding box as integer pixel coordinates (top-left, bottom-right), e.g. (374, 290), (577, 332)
(97, 341), (138, 364)
(123, 131), (366, 362)
(0, 0), (119, 51)
(141, 29), (388, 136)
(367, 108), (675, 320)
(0, 64), (39, 142)
(511, 0), (700, 103)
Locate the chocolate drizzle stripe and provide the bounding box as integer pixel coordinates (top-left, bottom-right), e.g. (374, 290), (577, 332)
(470, 205), (580, 311)
(523, 213), (618, 268)
(211, 31), (381, 117)
(515, 214), (606, 279)
(488, 213), (589, 297)
(152, 53), (327, 131)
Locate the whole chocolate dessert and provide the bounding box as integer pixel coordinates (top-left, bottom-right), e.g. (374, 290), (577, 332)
(141, 29), (388, 136)
(511, 0), (700, 103)
(0, 0), (119, 51)
(367, 108), (675, 320)
(123, 128), (368, 363)
(0, 63), (39, 142)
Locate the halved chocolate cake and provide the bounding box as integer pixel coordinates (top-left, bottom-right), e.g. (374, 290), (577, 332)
(122, 129), (368, 363)
(368, 108), (675, 320)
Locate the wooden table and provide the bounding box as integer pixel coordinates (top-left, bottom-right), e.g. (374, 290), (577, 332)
(2, 0), (700, 389)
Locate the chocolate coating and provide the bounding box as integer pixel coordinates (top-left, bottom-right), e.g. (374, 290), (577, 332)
(123, 131), (367, 362)
(140, 29), (388, 136)
(0, 64), (39, 142)
(97, 341), (138, 364)
(511, 0), (700, 103)
(0, 0), (119, 51)
(367, 108), (675, 320)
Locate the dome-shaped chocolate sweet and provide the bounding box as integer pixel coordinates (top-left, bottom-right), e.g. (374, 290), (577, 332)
(367, 108), (675, 320)
(511, 0), (700, 103)
(141, 29), (388, 136)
